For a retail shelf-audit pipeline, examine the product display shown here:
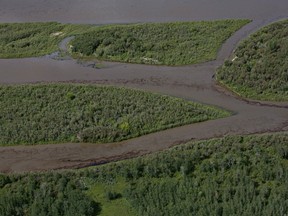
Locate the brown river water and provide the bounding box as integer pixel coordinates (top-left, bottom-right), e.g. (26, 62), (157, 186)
(0, 0), (288, 24)
(0, 0), (288, 172)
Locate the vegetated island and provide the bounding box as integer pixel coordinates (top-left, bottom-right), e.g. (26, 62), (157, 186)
(1, 132), (287, 215)
(0, 22), (93, 58)
(70, 20), (250, 65)
(217, 19), (288, 101)
(0, 84), (230, 146)
(0, 20), (250, 65)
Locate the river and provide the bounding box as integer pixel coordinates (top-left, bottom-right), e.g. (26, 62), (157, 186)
(0, 0), (288, 172)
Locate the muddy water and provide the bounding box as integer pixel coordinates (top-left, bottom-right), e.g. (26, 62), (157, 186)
(1, 51), (288, 173)
(0, 0), (288, 172)
(0, 0), (288, 24)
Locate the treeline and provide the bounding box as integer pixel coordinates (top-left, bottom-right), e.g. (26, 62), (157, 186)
(0, 84), (228, 146)
(217, 19), (288, 101)
(91, 133), (288, 215)
(123, 134), (288, 215)
(0, 173), (100, 216)
(1, 133), (288, 215)
(70, 20), (250, 66)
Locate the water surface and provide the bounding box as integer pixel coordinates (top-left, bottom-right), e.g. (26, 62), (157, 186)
(1, 0), (288, 24)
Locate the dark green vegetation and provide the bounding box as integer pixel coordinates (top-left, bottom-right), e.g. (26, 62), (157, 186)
(0, 22), (93, 58)
(1, 133), (288, 215)
(0, 174), (101, 216)
(217, 19), (288, 101)
(70, 20), (250, 65)
(0, 84), (228, 146)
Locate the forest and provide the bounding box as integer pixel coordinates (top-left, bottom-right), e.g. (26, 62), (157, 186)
(217, 19), (288, 101)
(0, 84), (229, 146)
(1, 133), (287, 215)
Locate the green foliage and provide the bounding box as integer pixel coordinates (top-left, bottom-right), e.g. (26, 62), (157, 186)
(106, 191), (122, 201)
(0, 22), (65, 58)
(88, 179), (136, 216)
(0, 174), (100, 216)
(217, 19), (288, 101)
(122, 134), (288, 216)
(70, 20), (250, 66)
(1, 133), (288, 216)
(0, 20), (249, 63)
(94, 133), (288, 216)
(0, 84), (228, 146)
(0, 22), (95, 58)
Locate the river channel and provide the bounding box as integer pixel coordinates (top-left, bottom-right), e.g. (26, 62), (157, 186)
(0, 0), (288, 172)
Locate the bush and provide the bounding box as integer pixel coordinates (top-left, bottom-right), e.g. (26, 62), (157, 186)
(0, 84), (229, 146)
(71, 20), (250, 65)
(217, 19), (288, 101)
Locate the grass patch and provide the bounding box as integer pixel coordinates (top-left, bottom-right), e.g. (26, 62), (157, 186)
(0, 84), (229, 146)
(70, 20), (250, 65)
(1, 133), (288, 215)
(87, 179), (136, 216)
(217, 19), (288, 101)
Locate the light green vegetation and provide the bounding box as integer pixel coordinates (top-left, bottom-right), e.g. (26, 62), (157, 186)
(88, 179), (136, 216)
(217, 19), (288, 101)
(0, 22), (94, 58)
(0, 84), (229, 146)
(1, 133), (288, 215)
(70, 20), (250, 65)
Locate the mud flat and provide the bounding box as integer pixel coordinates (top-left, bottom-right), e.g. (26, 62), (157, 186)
(0, 0), (288, 172)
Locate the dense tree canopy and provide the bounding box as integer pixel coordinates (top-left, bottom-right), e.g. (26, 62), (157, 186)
(1, 133), (288, 215)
